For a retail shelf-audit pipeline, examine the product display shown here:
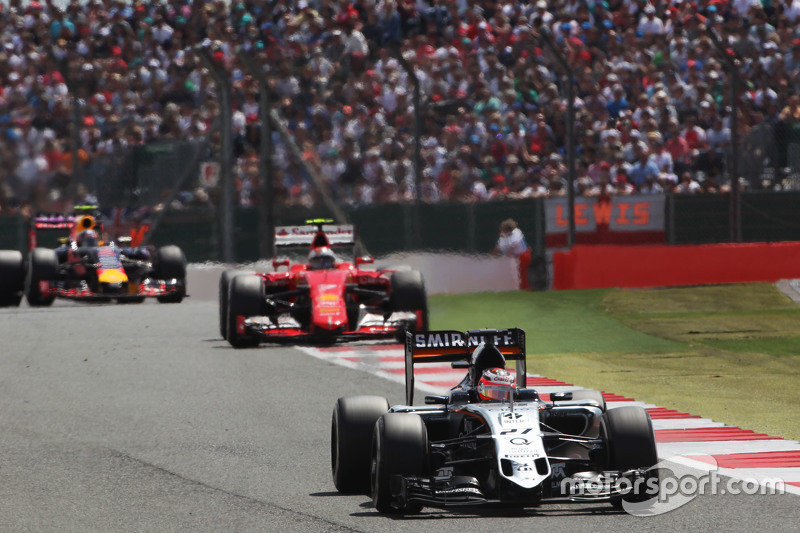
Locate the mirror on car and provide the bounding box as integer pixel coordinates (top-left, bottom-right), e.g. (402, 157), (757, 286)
(551, 391), (574, 401)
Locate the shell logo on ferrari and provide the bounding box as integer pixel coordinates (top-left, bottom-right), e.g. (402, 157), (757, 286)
(319, 294), (341, 309)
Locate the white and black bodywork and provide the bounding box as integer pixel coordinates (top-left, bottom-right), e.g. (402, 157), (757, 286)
(331, 328), (660, 513)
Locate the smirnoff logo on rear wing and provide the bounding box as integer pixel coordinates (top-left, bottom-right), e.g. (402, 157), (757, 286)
(414, 331), (519, 349)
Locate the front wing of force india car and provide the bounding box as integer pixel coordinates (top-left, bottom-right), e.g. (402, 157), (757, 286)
(331, 328), (661, 514)
(219, 223), (429, 347)
(0, 212), (187, 306)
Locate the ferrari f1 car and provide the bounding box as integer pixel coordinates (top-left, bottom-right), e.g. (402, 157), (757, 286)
(219, 220), (428, 347)
(0, 208), (186, 306)
(331, 328), (660, 513)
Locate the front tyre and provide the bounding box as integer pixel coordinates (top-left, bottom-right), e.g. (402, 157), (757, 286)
(25, 248), (58, 307)
(331, 396), (390, 494)
(155, 245), (187, 303)
(371, 413), (428, 514)
(601, 406), (659, 507)
(219, 269), (253, 340)
(227, 274), (264, 348)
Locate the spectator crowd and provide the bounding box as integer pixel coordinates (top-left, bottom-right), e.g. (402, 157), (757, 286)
(3, 0), (800, 215)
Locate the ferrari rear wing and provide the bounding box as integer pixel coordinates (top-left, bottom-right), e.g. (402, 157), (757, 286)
(404, 328), (527, 405)
(273, 223), (355, 248)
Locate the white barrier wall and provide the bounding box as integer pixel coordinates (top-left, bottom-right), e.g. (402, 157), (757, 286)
(186, 253), (520, 301)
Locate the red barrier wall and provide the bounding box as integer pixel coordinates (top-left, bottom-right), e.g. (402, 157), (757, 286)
(552, 243), (800, 290)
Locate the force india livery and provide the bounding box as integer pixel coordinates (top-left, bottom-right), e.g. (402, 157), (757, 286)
(0, 207), (186, 306)
(331, 328), (660, 513)
(219, 220), (429, 347)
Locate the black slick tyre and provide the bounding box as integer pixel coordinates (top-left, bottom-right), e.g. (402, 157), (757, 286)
(601, 406), (659, 507)
(227, 274), (263, 348)
(0, 250), (25, 307)
(25, 248), (57, 307)
(389, 270), (429, 331)
(571, 389), (607, 412)
(219, 270), (253, 340)
(371, 413), (428, 514)
(154, 245), (187, 303)
(331, 396), (390, 494)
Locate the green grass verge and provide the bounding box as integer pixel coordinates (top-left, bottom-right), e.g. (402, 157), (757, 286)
(429, 283), (800, 442)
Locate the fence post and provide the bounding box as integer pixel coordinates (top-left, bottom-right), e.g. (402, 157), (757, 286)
(237, 47), (275, 260)
(195, 44), (235, 263)
(706, 25), (740, 243)
(389, 42), (423, 250)
(535, 25), (576, 248)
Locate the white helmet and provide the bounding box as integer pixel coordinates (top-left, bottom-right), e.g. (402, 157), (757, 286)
(308, 247), (336, 270)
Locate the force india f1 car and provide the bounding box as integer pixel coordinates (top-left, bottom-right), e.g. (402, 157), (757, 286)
(331, 328), (660, 514)
(0, 208), (187, 306)
(219, 221), (428, 347)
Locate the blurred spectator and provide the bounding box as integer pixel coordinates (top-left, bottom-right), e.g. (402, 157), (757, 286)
(675, 170), (703, 193)
(2, 0), (799, 218)
(492, 218), (532, 290)
(629, 141), (660, 190)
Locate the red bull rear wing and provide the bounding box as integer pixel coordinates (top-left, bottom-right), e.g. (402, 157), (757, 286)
(404, 328), (527, 405)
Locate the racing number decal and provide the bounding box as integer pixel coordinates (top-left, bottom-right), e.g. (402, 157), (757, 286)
(500, 428), (535, 436)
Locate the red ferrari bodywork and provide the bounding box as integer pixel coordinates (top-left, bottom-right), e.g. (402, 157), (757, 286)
(222, 223), (428, 346)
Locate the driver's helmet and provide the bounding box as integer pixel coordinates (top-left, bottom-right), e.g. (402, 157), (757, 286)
(77, 229), (98, 247)
(477, 367), (516, 401)
(308, 246), (337, 270)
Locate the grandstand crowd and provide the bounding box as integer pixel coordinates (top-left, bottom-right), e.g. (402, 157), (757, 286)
(2, 0), (800, 213)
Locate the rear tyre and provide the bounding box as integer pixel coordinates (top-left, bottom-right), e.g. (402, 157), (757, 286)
(371, 413), (428, 514)
(601, 406), (659, 507)
(25, 248), (57, 307)
(0, 250), (25, 307)
(331, 396), (390, 494)
(571, 389), (607, 412)
(155, 245), (186, 303)
(378, 265), (412, 273)
(227, 274), (264, 348)
(390, 270), (429, 331)
(219, 270), (254, 340)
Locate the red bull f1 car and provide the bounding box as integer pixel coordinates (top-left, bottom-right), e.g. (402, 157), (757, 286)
(331, 328), (660, 514)
(0, 207), (186, 306)
(219, 220), (428, 347)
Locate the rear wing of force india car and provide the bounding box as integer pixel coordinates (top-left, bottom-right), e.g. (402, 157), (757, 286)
(404, 328), (527, 405)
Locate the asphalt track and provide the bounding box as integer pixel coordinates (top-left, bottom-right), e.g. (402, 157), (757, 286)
(1, 299), (798, 532)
